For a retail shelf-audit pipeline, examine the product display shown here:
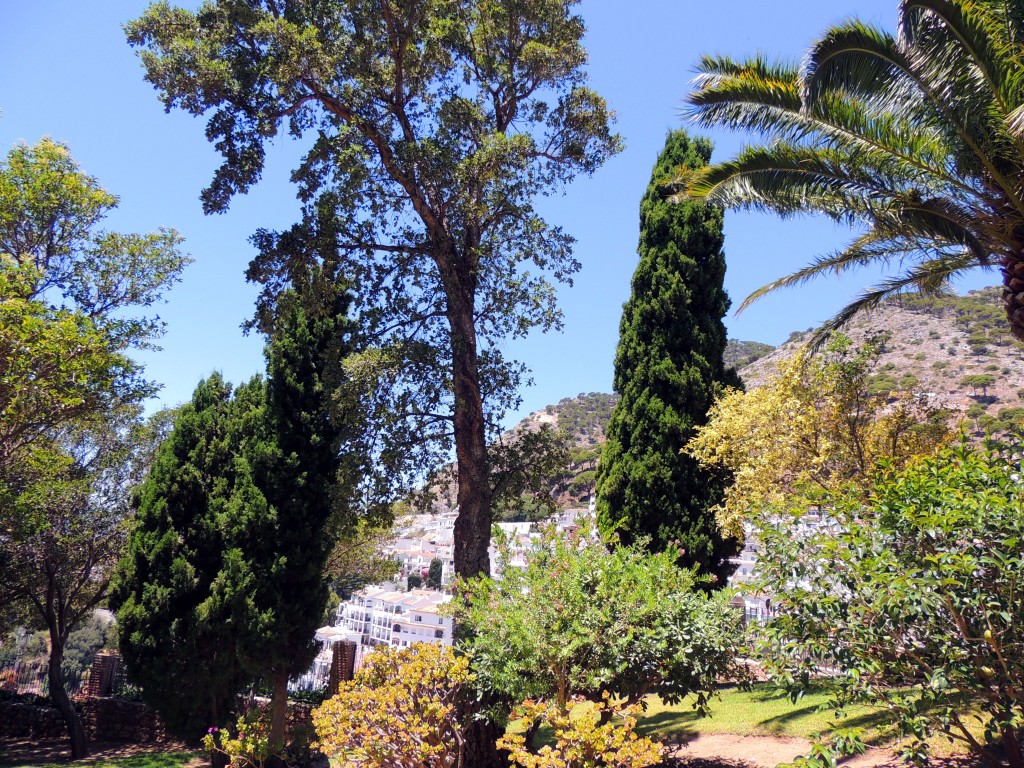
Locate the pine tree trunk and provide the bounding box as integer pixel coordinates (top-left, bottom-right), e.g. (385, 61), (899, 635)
(47, 632), (89, 760)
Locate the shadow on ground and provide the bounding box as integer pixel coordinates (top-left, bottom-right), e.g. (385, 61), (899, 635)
(0, 739), (199, 768)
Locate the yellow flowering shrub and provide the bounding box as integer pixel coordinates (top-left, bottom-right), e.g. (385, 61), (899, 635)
(497, 696), (664, 768)
(311, 642), (472, 768)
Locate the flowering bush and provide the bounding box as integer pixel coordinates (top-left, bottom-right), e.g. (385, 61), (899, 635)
(312, 643), (472, 768)
(202, 710), (275, 768)
(497, 695), (664, 768)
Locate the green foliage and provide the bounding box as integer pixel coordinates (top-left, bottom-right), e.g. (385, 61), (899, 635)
(0, 139), (188, 536)
(685, 4), (1024, 345)
(426, 558), (443, 590)
(126, 0), (622, 579)
(960, 373), (996, 396)
(112, 283), (361, 742)
(690, 334), (951, 538)
(499, 697), (665, 768)
(554, 394), (620, 441)
(110, 374), (255, 739)
(723, 339), (775, 369)
(203, 710), (275, 768)
(596, 130), (741, 580)
(62, 616), (116, 683)
(754, 439), (1024, 767)
(453, 521), (744, 718)
(312, 643), (472, 768)
(490, 424), (572, 521)
(406, 573), (423, 590)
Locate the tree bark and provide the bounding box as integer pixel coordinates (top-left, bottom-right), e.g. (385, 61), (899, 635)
(443, 248), (492, 580)
(461, 711), (509, 768)
(47, 632), (89, 760)
(268, 669), (289, 755)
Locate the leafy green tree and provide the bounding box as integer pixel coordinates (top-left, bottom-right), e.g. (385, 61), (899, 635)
(595, 130), (741, 581)
(961, 373), (996, 397)
(755, 439), (1024, 768)
(233, 283), (361, 750)
(689, 334), (951, 539)
(125, 0), (621, 583)
(312, 643), (473, 768)
(453, 521), (743, 721)
(684, 1), (1024, 345)
(0, 408), (160, 759)
(0, 139), (188, 535)
(0, 139), (188, 760)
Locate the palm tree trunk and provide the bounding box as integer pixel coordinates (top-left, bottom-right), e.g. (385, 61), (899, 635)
(1001, 255), (1024, 341)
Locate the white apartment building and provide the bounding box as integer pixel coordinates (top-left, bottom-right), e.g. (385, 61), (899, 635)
(337, 587), (453, 650)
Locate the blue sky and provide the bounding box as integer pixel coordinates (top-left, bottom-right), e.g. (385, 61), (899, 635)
(0, 0), (998, 426)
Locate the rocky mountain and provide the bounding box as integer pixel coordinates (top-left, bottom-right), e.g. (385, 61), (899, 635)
(513, 286), (1024, 510)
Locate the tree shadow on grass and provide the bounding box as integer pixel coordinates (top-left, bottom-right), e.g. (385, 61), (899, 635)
(0, 740), (199, 768)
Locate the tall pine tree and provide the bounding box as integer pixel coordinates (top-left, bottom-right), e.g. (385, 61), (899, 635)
(595, 130), (740, 583)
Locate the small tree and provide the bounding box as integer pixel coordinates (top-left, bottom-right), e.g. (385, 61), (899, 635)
(0, 139), (188, 759)
(498, 697), (663, 768)
(312, 643), (472, 768)
(961, 373), (996, 397)
(688, 334), (950, 538)
(453, 521), (743, 717)
(111, 374), (256, 740)
(426, 558), (444, 591)
(755, 439), (1024, 768)
(0, 409), (155, 758)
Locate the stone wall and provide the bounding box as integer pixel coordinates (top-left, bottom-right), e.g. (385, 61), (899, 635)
(0, 698), (168, 743)
(0, 700), (68, 739)
(81, 697), (168, 743)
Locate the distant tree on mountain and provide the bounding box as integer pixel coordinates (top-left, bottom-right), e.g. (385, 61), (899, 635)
(596, 130), (741, 582)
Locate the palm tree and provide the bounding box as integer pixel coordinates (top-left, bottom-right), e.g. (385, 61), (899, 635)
(683, 0), (1024, 344)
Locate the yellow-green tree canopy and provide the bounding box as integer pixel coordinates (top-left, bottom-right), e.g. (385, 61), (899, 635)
(687, 335), (950, 538)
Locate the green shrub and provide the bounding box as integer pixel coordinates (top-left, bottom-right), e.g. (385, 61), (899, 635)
(756, 440), (1024, 767)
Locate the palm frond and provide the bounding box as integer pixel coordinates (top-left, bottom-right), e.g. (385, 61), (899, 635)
(806, 251), (993, 350)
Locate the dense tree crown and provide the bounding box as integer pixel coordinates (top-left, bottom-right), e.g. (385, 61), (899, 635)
(755, 439), (1024, 768)
(111, 373), (257, 739)
(112, 284), (360, 742)
(595, 130), (740, 581)
(126, 0), (621, 578)
(684, 0), (1024, 345)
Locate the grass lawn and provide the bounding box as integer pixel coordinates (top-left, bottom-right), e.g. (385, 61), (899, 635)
(638, 683), (979, 758)
(0, 750), (201, 768)
(639, 683), (882, 742)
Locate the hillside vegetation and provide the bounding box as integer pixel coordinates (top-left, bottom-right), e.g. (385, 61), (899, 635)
(515, 287), (1023, 511)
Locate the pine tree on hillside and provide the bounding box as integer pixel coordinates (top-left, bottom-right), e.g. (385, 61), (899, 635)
(595, 130), (741, 583)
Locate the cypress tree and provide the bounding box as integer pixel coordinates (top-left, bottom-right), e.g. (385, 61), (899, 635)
(111, 282), (359, 743)
(595, 130), (741, 583)
(110, 373), (254, 739)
